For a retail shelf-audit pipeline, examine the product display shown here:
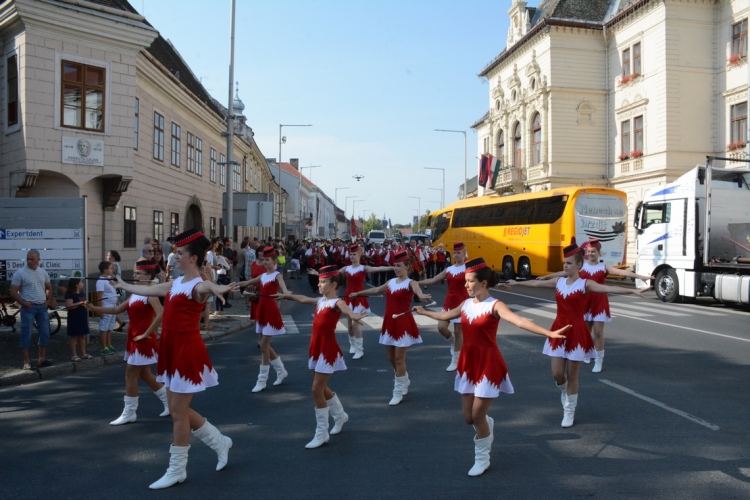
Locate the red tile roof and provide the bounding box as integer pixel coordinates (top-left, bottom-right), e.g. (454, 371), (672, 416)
(277, 162), (314, 186)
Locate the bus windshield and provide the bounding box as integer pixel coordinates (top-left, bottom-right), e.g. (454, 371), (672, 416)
(430, 211), (452, 241)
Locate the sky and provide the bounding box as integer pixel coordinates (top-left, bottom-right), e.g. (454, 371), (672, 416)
(138, 0), (516, 225)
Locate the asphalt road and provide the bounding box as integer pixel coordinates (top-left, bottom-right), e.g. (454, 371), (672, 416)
(1, 276), (749, 499)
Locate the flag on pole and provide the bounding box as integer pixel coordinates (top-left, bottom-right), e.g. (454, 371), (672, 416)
(489, 156), (502, 189)
(478, 154), (489, 188)
(350, 217), (357, 237)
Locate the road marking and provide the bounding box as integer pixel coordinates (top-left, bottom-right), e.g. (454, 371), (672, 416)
(607, 301), (689, 317)
(507, 303), (558, 320)
(493, 289), (750, 343)
(281, 315), (299, 334)
(534, 301), (658, 318)
(599, 379), (720, 431)
(671, 302), (747, 316)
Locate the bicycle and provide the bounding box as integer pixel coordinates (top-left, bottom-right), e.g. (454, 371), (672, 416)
(0, 295), (62, 335)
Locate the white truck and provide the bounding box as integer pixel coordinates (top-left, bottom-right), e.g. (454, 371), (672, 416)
(634, 161), (750, 304)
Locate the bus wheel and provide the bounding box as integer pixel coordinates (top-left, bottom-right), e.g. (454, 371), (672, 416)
(518, 258), (532, 280)
(502, 257), (515, 280)
(655, 269), (679, 303)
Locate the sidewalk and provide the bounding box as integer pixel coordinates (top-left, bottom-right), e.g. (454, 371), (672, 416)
(0, 294), (253, 387)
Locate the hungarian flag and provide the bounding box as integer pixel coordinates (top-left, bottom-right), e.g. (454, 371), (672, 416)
(478, 154), (489, 188)
(489, 156), (502, 189)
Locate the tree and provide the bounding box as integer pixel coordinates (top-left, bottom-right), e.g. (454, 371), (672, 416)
(363, 213), (383, 234)
(419, 209), (431, 235)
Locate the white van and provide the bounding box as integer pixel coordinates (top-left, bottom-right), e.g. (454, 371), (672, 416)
(367, 230), (386, 244)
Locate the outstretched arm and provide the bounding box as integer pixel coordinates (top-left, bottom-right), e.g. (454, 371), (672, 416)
(414, 303), (460, 321)
(336, 300), (367, 324)
(236, 275), (262, 287)
(409, 280), (432, 302)
(134, 297), (164, 341)
(493, 301), (569, 339)
(85, 301), (127, 315)
(351, 283), (387, 297)
(276, 275), (290, 295)
(605, 265), (654, 282)
(364, 265), (394, 274)
(194, 280), (239, 303)
(111, 277), (172, 297)
(536, 271), (566, 281)
(276, 293), (319, 306)
(418, 269), (447, 287)
(499, 278), (557, 290)
(586, 281), (650, 297)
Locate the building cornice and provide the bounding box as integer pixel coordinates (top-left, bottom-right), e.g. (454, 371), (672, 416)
(478, 18), (602, 78)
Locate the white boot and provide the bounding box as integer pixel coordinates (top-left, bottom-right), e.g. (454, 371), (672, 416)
(252, 365), (269, 393)
(592, 350), (604, 373)
(154, 386), (170, 417)
(556, 381), (568, 408)
(348, 336), (356, 354)
(270, 357), (288, 386)
(446, 348), (460, 372)
(402, 372), (411, 395)
(149, 445), (189, 489)
(389, 376), (407, 405)
(448, 333), (456, 351)
(192, 419), (233, 471)
(327, 394), (349, 434)
(468, 432), (494, 476)
(110, 396), (138, 426)
(352, 338), (364, 360)
(561, 394), (578, 428)
(305, 408), (330, 448)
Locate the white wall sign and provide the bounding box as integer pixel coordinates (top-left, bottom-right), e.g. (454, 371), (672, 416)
(62, 136), (104, 166)
(0, 228), (84, 280)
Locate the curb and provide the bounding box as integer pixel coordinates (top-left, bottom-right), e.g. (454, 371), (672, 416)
(0, 321), (249, 388)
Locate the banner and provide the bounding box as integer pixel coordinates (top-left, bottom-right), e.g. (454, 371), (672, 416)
(478, 154), (489, 188)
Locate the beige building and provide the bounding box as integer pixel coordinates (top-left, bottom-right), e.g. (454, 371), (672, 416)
(473, 0), (749, 261)
(0, 0), (287, 274)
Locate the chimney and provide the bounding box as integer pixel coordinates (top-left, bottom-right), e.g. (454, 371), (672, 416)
(265, 158), (276, 164)
(290, 158), (299, 171)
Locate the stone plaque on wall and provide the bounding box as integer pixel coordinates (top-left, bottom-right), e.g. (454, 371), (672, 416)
(62, 136), (104, 166)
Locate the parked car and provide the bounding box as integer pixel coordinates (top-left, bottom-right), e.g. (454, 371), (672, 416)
(367, 230), (386, 245)
(404, 234), (429, 245)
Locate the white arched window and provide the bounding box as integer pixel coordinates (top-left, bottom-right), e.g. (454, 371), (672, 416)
(513, 122), (522, 167)
(496, 130), (505, 164)
(532, 112), (542, 165)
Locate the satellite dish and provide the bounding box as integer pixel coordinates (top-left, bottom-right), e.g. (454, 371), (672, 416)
(281, 136), (287, 144)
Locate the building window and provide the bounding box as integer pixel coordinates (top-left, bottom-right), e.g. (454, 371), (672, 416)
(233, 163), (241, 192)
(632, 42), (642, 74)
(220, 153), (226, 186)
(124, 206), (136, 248)
(622, 48), (631, 77)
(511, 90), (517, 102)
(153, 210), (164, 243)
(532, 112), (542, 165)
(210, 148), (217, 183)
(621, 120), (631, 156)
(171, 123), (181, 167)
(496, 130), (504, 161)
(733, 19), (748, 58)
(634, 115), (644, 153)
(133, 98), (139, 149)
(530, 77), (536, 91)
(244, 158), (249, 189)
(61, 60), (105, 132)
(186, 132), (195, 172)
(483, 137), (489, 154)
(731, 102), (747, 145)
(7, 54), (18, 127)
(210, 217), (217, 238)
(195, 138), (203, 176)
(153, 112), (164, 161)
(513, 122), (522, 167)
(170, 212), (179, 236)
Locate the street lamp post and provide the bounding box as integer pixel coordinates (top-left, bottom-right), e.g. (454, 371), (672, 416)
(222, 0), (237, 237)
(424, 167), (445, 207)
(335, 187), (349, 208)
(344, 196), (358, 216)
(296, 165), (321, 239)
(408, 196), (421, 234)
(278, 124), (312, 237)
(428, 187), (442, 208)
(352, 199), (363, 237)
(434, 129), (467, 200)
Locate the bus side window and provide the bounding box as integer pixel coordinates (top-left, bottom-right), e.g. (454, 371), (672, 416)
(643, 203), (671, 228)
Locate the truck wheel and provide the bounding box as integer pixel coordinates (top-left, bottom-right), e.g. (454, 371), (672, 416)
(518, 258), (532, 280)
(655, 269), (679, 303)
(502, 257), (515, 280)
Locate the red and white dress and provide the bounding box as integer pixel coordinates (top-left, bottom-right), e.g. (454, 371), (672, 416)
(380, 278), (422, 347)
(123, 294), (159, 366)
(308, 297), (347, 373)
(256, 272), (286, 335)
(157, 277), (219, 393)
(542, 278), (596, 361)
(249, 260), (264, 321)
(344, 264), (370, 314)
(455, 298), (514, 398)
(580, 262), (611, 323)
(443, 264), (469, 324)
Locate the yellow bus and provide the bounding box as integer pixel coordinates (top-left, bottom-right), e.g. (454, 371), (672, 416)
(426, 187), (628, 279)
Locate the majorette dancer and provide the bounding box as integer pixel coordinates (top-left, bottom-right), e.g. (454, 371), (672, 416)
(501, 238), (649, 427)
(238, 246), (290, 392)
(415, 257), (569, 476)
(276, 265), (367, 448)
(85, 260), (169, 425)
(112, 229), (238, 489)
(417, 242), (470, 371)
(537, 238), (653, 373)
(350, 249), (432, 405)
(308, 243), (393, 359)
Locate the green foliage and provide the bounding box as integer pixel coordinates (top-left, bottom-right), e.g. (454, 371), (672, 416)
(363, 213), (383, 234)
